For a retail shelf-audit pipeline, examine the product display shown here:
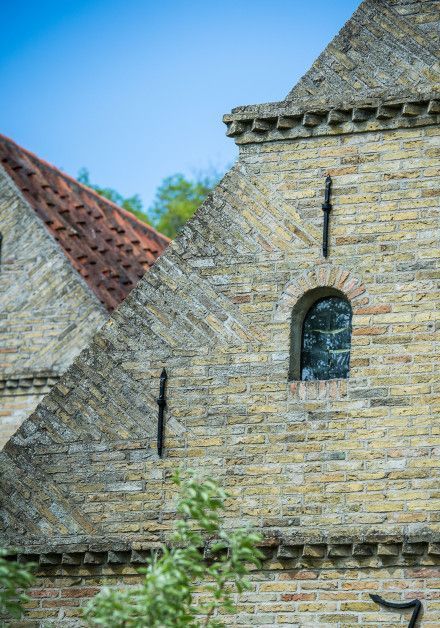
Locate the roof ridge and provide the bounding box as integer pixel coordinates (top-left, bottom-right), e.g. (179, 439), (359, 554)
(0, 132), (169, 244)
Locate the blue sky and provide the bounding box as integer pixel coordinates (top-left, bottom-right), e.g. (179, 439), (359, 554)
(0, 0), (359, 209)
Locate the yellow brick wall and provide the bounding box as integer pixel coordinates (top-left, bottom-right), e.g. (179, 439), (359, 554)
(1, 123), (439, 625)
(143, 125), (439, 538)
(3, 124), (439, 537)
(21, 561), (440, 626)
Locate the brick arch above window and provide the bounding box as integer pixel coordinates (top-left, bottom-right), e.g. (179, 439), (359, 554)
(274, 264), (369, 325)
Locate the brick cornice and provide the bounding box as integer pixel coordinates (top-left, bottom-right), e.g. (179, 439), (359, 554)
(5, 531), (440, 571)
(223, 94), (440, 145)
(0, 371), (60, 394)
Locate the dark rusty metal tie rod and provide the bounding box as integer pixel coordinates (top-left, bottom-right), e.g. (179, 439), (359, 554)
(370, 594), (422, 628)
(321, 174), (332, 258)
(157, 368), (167, 457)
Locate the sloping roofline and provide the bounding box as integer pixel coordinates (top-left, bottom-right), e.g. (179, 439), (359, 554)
(0, 133), (170, 311)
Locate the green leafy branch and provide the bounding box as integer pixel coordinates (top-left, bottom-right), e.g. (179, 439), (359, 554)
(0, 548), (36, 621)
(84, 471), (263, 627)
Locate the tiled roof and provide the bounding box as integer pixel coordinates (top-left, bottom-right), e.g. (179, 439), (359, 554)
(0, 133), (169, 311)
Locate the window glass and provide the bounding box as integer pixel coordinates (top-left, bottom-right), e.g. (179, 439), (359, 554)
(301, 297), (352, 381)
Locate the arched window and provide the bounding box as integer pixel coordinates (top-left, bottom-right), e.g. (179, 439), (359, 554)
(301, 297), (352, 381)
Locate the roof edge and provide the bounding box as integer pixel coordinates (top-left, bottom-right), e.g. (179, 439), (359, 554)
(224, 90), (440, 121)
(0, 133), (170, 246)
(0, 162), (109, 314)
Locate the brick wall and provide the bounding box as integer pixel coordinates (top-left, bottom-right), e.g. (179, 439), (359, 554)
(0, 391), (48, 447)
(18, 555), (440, 626)
(1, 118), (439, 625)
(3, 123), (437, 535)
(0, 169), (107, 446)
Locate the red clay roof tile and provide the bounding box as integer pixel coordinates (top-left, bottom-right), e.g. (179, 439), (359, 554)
(0, 133), (169, 311)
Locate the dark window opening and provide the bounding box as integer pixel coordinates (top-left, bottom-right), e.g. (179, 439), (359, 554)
(300, 297), (352, 381)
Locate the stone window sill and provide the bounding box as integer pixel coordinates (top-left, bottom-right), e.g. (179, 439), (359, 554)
(289, 378), (348, 401)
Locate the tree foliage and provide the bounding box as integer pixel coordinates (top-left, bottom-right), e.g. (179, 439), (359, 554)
(0, 549), (36, 620)
(77, 169), (221, 238)
(84, 471), (263, 627)
(149, 173), (220, 238)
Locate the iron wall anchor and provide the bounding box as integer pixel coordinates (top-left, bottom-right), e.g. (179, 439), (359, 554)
(156, 368), (167, 457)
(321, 174), (332, 258)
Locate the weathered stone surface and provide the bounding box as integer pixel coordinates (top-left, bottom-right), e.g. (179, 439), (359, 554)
(223, 95), (440, 145)
(377, 544), (400, 557)
(302, 544), (326, 558)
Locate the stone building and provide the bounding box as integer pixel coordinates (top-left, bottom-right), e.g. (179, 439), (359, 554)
(0, 134), (169, 446)
(1, 0), (439, 625)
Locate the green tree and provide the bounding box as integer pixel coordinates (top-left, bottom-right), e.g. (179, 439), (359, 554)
(84, 471), (263, 627)
(0, 549), (36, 621)
(77, 168), (150, 224)
(149, 172), (220, 238)
(78, 169), (221, 238)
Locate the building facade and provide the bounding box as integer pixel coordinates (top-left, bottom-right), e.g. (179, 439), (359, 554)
(1, 0), (439, 625)
(0, 135), (169, 446)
